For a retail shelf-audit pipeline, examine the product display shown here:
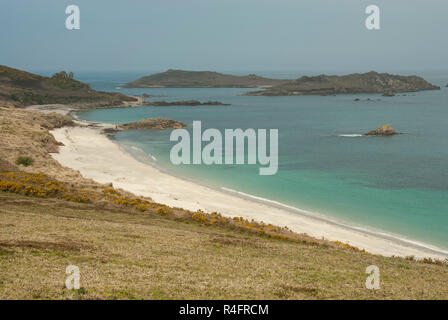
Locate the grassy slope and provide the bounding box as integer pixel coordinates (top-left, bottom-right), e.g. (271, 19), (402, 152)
(1, 192), (448, 300)
(0, 106), (447, 299)
(0, 65), (136, 107)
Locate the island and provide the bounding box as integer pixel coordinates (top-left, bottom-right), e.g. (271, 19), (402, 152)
(124, 69), (289, 88)
(0, 65), (138, 109)
(245, 71), (440, 96)
(143, 100), (230, 107)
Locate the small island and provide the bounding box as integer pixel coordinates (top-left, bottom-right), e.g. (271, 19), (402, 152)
(124, 69), (289, 88)
(365, 124), (398, 136)
(143, 100), (230, 107)
(103, 118), (187, 134)
(245, 71), (440, 96)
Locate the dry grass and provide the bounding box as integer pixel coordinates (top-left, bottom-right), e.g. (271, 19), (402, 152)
(1, 191), (448, 300)
(0, 106), (104, 189)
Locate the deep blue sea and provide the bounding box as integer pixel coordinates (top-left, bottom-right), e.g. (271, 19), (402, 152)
(73, 71), (448, 251)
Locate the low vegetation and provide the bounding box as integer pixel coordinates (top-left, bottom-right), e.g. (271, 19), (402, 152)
(125, 69), (289, 88)
(15, 156), (34, 167)
(1, 183), (448, 299)
(0, 65), (137, 108)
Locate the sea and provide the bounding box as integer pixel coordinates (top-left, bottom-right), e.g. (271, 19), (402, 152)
(68, 70), (448, 253)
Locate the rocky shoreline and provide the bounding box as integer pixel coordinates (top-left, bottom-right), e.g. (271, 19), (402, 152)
(245, 71), (440, 96)
(143, 100), (230, 107)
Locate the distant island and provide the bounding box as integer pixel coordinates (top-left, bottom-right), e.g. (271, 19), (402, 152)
(125, 70), (440, 96)
(0, 65), (137, 108)
(245, 71), (440, 96)
(143, 100), (230, 106)
(124, 69), (289, 88)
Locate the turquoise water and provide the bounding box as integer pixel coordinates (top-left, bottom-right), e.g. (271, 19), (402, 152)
(76, 72), (448, 251)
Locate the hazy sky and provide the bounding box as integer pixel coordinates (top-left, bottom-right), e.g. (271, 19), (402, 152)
(1, 0), (447, 73)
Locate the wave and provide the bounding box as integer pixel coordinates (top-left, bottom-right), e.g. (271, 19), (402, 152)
(220, 187), (448, 256)
(339, 134), (363, 137)
(130, 146), (144, 152)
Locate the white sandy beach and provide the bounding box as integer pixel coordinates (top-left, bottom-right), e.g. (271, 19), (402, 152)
(50, 124), (448, 260)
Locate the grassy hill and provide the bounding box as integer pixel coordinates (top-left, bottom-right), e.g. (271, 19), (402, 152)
(0, 106), (447, 299)
(124, 69), (289, 88)
(0, 65), (137, 107)
(246, 71), (440, 96)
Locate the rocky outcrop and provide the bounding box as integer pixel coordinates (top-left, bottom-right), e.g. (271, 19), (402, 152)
(143, 100), (230, 106)
(365, 124), (398, 136)
(382, 89), (395, 97)
(118, 118), (186, 131)
(246, 71), (440, 96)
(0, 65), (137, 108)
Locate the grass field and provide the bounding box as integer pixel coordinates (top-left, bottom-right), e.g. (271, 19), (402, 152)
(1, 191), (447, 300)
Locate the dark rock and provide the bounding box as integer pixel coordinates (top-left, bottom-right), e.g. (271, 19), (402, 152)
(143, 100), (230, 106)
(382, 89), (395, 97)
(365, 124), (398, 136)
(119, 118), (187, 130)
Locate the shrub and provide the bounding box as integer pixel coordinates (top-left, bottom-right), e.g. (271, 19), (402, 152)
(15, 156), (34, 167)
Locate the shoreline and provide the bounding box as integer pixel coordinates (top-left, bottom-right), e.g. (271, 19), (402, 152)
(48, 119), (448, 260)
(119, 140), (448, 259)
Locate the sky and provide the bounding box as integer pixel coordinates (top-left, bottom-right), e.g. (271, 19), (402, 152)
(1, 0), (447, 74)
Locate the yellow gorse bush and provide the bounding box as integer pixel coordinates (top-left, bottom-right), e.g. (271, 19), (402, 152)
(0, 172), (154, 209)
(0, 172), (368, 252)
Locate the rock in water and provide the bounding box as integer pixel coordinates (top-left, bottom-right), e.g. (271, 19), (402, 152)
(382, 89), (395, 97)
(365, 124), (398, 136)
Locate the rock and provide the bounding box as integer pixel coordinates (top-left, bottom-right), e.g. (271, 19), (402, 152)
(119, 118), (187, 130)
(143, 100), (230, 106)
(382, 89), (395, 97)
(354, 98), (360, 101)
(365, 124), (398, 136)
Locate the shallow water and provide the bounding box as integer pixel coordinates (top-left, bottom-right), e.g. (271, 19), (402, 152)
(76, 72), (448, 250)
